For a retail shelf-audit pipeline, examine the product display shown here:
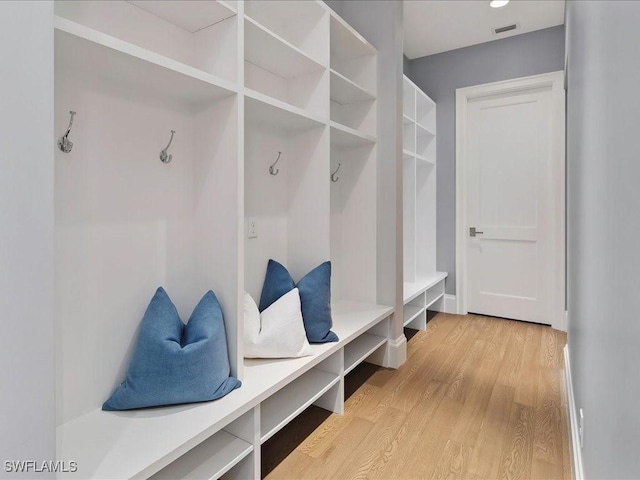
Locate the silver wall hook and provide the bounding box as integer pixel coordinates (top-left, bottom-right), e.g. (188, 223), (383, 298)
(331, 163), (341, 183)
(160, 130), (175, 164)
(269, 151), (282, 176)
(58, 111), (76, 153)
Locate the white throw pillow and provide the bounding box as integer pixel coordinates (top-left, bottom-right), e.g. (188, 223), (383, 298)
(244, 288), (312, 359)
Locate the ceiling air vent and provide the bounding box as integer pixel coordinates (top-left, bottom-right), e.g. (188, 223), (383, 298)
(492, 23), (519, 35)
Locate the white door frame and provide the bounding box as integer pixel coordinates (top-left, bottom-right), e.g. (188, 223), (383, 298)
(455, 71), (566, 330)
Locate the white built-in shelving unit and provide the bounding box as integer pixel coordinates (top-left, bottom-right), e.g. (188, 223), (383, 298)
(53, 2), (389, 478)
(402, 75), (447, 330)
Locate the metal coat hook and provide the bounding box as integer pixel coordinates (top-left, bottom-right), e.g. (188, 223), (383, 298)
(58, 111), (76, 153)
(269, 151), (282, 176)
(331, 163), (341, 183)
(160, 130), (175, 164)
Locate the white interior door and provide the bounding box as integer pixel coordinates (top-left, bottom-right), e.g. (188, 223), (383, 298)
(458, 73), (565, 326)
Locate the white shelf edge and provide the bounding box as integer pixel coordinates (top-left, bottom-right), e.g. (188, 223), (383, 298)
(403, 272), (448, 304)
(330, 121), (377, 144)
(149, 430), (252, 480)
(416, 123), (435, 138)
(217, 0), (237, 15)
(403, 148), (417, 158)
(403, 305), (426, 327)
(403, 114), (414, 125)
(245, 88), (327, 129)
(415, 153), (435, 165)
(330, 68), (376, 105)
(260, 370), (340, 443)
(244, 15), (327, 78)
(328, 10), (376, 56)
(344, 333), (387, 375)
(54, 16), (238, 95)
(425, 292), (446, 311)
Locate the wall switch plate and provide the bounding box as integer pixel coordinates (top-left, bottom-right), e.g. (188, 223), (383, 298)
(247, 218), (258, 239)
(579, 408), (584, 449)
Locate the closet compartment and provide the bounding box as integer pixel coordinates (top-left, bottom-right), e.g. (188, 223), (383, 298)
(244, 98), (329, 302)
(403, 292), (426, 330)
(55, 0), (238, 82)
(244, 16), (328, 118)
(343, 320), (388, 375)
(416, 161), (437, 277)
(330, 140), (377, 305)
(54, 26), (242, 431)
(149, 410), (256, 480)
(416, 91), (436, 134)
(403, 76), (416, 121)
(403, 155), (417, 283)
(244, 0), (328, 66)
(259, 354), (342, 443)
(330, 13), (376, 96)
(403, 122), (416, 155)
(416, 126), (435, 163)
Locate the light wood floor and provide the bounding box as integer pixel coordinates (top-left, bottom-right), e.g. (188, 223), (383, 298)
(263, 313), (570, 480)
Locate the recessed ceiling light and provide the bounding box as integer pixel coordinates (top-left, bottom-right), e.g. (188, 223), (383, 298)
(490, 0), (510, 7)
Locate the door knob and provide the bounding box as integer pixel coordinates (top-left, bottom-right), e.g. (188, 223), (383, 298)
(470, 227), (484, 237)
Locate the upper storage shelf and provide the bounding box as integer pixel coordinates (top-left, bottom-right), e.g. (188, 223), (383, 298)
(128, 0), (237, 32)
(329, 12), (376, 99)
(245, 0), (328, 67)
(244, 16), (325, 79)
(54, 16), (237, 106)
(55, 0), (239, 83)
(330, 69), (375, 105)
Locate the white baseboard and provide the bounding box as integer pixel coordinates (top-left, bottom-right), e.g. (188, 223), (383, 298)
(564, 344), (584, 480)
(432, 294), (457, 314)
(370, 334), (406, 369)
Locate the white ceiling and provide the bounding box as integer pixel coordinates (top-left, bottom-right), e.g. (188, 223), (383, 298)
(404, 0), (565, 59)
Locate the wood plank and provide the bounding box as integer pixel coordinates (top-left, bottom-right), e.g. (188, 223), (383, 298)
(430, 439), (473, 480)
(498, 403), (536, 480)
(514, 325), (543, 406)
(467, 384), (516, 479)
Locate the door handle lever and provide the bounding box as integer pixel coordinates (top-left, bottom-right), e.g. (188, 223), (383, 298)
(470, 227), (484, 237)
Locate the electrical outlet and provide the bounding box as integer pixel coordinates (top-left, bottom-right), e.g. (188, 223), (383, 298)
(247, 218), (258, 239)
(579, 408), (584, 449)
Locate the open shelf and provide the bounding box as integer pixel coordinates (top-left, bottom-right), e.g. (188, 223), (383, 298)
(403, 304), (425, 327)
(344, 333), (386, 375)
(55, 1), (238, 82)
(329, 13), (376, 63)
(404, 272), (448, 304)
(245, 16), (325, 79)
(415, 153), (434, 165)
(128, 0), (237, 33)
(330, 122), (376, 148)
(54, 17), (237, 106)
(260, 369), (340, 442)
(245, 89), (325, 133)
(245, 0), (328, 66)
(330, 69), (375, 105)
(416, 122), (435, 139)
(329, 13), (376, 97)
(148, 430), (252, 480)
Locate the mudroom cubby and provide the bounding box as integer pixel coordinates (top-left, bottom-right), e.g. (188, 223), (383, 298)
(402, 75), (447, 323)
(54, 2), (400, 479)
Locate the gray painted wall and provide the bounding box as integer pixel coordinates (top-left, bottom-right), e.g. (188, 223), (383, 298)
(407, 26), (565, 294)
(323, 0), (343, 16)
(566, 1), (640, 477)
(0, 1), (55, 476)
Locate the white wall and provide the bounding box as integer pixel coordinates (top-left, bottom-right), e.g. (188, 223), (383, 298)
(0, 1), (55, 477)
(566, 1), (640, 477)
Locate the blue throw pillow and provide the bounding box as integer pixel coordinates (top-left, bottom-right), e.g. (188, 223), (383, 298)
(259, 260), (338, 344)
(103, 287), (241, 411)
